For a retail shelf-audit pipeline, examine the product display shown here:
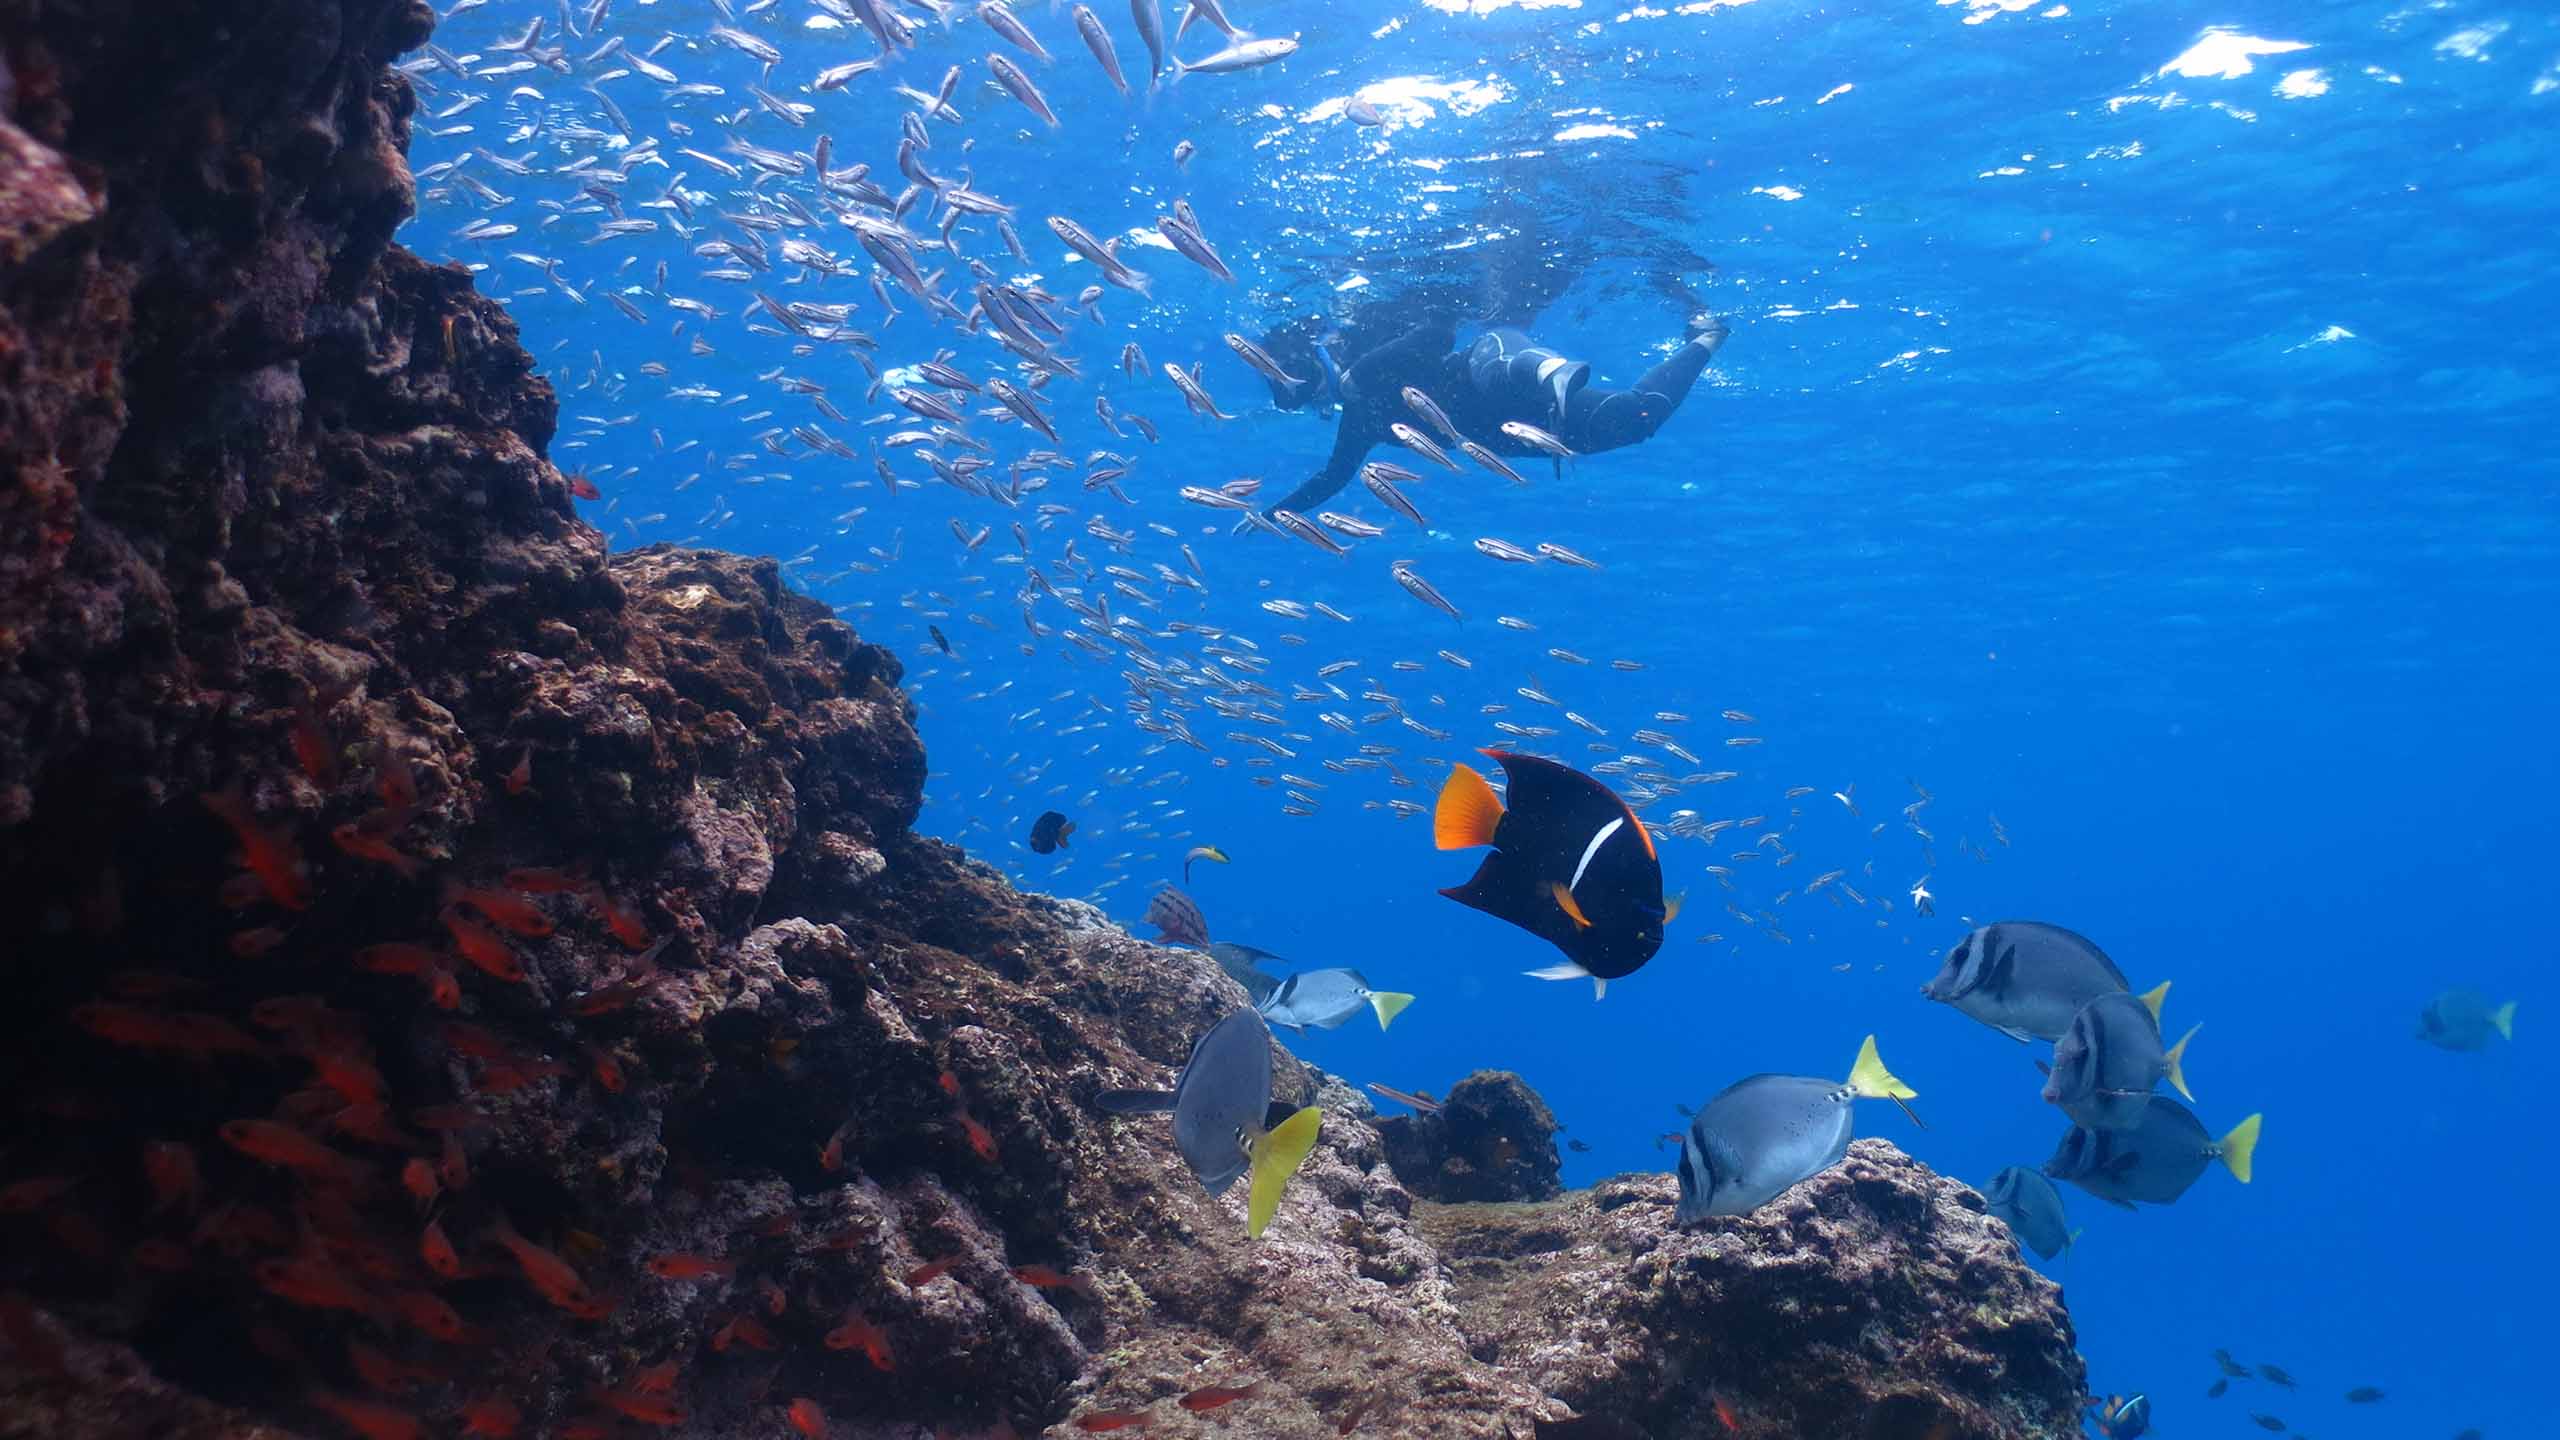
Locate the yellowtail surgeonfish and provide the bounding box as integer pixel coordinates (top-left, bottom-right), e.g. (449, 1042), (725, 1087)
(1093, 1008), (1321, 1238)
(1673, 1036), (1918, 1223)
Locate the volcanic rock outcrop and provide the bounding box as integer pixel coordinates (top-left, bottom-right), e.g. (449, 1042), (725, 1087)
(0, 2), (2087, 1438)
(1377, 1070), (1565, 1203)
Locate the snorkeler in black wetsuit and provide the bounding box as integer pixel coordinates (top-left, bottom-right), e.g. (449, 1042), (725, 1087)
(1258, 309), (1729, 516)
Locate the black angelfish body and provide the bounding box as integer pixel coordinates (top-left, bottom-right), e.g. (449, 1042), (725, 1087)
(1028, 810), (1075, 854)
(1432, 749), (1670, 999)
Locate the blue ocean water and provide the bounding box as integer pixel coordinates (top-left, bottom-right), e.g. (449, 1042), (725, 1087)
(404, 1), (2555, 1434)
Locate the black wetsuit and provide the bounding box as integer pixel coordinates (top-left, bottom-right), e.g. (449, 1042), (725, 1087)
(1269, 317), (1722, 516)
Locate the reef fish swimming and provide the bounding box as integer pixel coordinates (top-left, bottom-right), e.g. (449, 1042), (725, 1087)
(1672, 1036), (1918, 1223)
(2416, 987), (2516, 1051)
(1145, 886), (1210, 948)
(1256, 968), (1414, 1033)
(2043, 1097), (2260, 1208)
(1433, 749), (1671, 999)
(1093, 1008), (1321, 1237)
(2040, 988), (2196, 1132)
(1208, 941), (1285, 1005)
(1028, 810), (1076, 854)
(1983, 1165), (2075, 1261)
(1921, 920), (2136, 1043)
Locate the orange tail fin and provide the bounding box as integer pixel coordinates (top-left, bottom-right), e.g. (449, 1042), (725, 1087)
(1434, 763), (1505, 850)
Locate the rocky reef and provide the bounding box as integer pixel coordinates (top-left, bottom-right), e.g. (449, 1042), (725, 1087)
(0, 2), (2087, 1438)
(1377, 1071), (1564, 1204)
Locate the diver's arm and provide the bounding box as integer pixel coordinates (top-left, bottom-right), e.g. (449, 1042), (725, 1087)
(1340, 318), (1458, 403)
(1267, 416), (1375, 515)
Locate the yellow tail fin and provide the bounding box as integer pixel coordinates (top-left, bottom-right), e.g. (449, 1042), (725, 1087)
(2493, 1001), (2516, 1040)
(1847, 1035), (1917, 1101)
(2162, 1022), (2200, 1102)
(1246, 1106), (1322, 1239)
(1369, 992), (1416, 1031)
(1550, 882), (1592, 930)
(1662, 889), (1686, 925)
(2136, 980), (2171, 1026)
(2217, 1113), (2262, 1184)
(1433, 763), (1504, 850)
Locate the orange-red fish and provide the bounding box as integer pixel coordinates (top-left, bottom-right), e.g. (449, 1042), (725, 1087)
(220, 1120), (369, 1187)
(140, 1141), (201, 1215)
(585, 886), (651, 950)
(438, 1130), (470, 1191)
(959, 1113), (999, 1163)
(646, 1252), (736, 1281)
(424, 964), (461, 1010)
(308, 1389), (425, 1440)
(357, 942), (445, 976)
(565, 469), (603, 501)
(503, 749), (534, 795)
(132, 1237), (193, 1273)
(218, 871), (271, 910)
(938, 1070), (963, 1098)
(376, 746), (419, 810)
(1010, 1264), (1094, 1296)
(822, 1312), (896, 1371)
(1179, 1384), (1259, 1413)
(905, 1256), (959, 1288)
(105, 970), (208, 1001)
(255, 1256), (382, 1317)
(490, 1218), (594, 1312)
(290, 698), (339, 783)
(332, 820), (422, 879)
(400, 1157), (438, 1208)
(0, 1177), (75, 1214)
(202, 787), (312, 910)
(786, 1398), (829, 1438)
(757, 1275), (787, 1315)
(710, 1311), (779, 1353)
(436, 1021), (512, 1061)
(819, 1124), (847, 1173)
(193, 1201), (291, 1256)
(473, 1057), (571, 1094)
(391, 1289), (476, 1343)
(446, 885), (553, 937)
(310, 1051), (387, 1108)
(502, 865), (587, 894)
(1713, 1393), (1740, 1432)
(587, 1046), (627, 1094)
(1074, 1411), (1151, 1433)
(590, 1387), (687, 1427)
(0, 1295), (68, 1378)
(230, 926), (292, 958)
(348, 1337), (443, 1395)
(421, 1219), (461, 1279)
(441, 909), (527, 983)
(459, 1397), (522, 1438)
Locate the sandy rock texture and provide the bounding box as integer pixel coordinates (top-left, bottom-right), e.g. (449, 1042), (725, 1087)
(0, 2), (2086, 1439)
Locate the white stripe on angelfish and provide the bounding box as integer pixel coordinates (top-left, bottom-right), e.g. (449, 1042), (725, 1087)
(1570, 817), (1624, 894)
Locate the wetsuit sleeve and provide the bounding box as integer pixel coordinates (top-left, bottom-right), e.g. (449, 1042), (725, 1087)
(1342, 318), (1458, 395)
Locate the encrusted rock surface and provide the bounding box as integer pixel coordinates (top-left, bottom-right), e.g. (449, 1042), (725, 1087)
(0, 2), (2086, 1438)
(1421, 1144), (2086, 1439)
(1378, 1070), (1565, 1203)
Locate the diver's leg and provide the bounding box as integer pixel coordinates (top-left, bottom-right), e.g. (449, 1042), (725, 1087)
(1565, 314), (1728, 451)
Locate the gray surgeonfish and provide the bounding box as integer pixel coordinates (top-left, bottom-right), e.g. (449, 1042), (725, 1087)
(1983, 1165), (2076, 1260)
(1673, 1036), (1918, 1224)
(2417, 987), (2516, 1051)
(1093, 1008), (1322, 1237)
(1207, 941), (1284, 1005)
(2043, 1097), (2260, 1209)
(2041, 988), (2196, 1132)
(1256, 967), (1415, 1033)
(1921, 920), (2137, 1042)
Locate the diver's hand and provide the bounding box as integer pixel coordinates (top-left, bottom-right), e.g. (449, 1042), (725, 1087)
(1687, 313), (1731, 353)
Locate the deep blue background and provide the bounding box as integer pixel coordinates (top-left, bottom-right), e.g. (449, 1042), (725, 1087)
(404, 0), (2555, 1433)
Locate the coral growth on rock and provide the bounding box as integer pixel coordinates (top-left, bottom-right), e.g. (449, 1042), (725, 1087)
(1377, 1070), (1564, 1203)
(0, 2), (2086, 1438)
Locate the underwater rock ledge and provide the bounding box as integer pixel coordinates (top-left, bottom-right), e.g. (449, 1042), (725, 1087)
(0, 1), (2083, 1437)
